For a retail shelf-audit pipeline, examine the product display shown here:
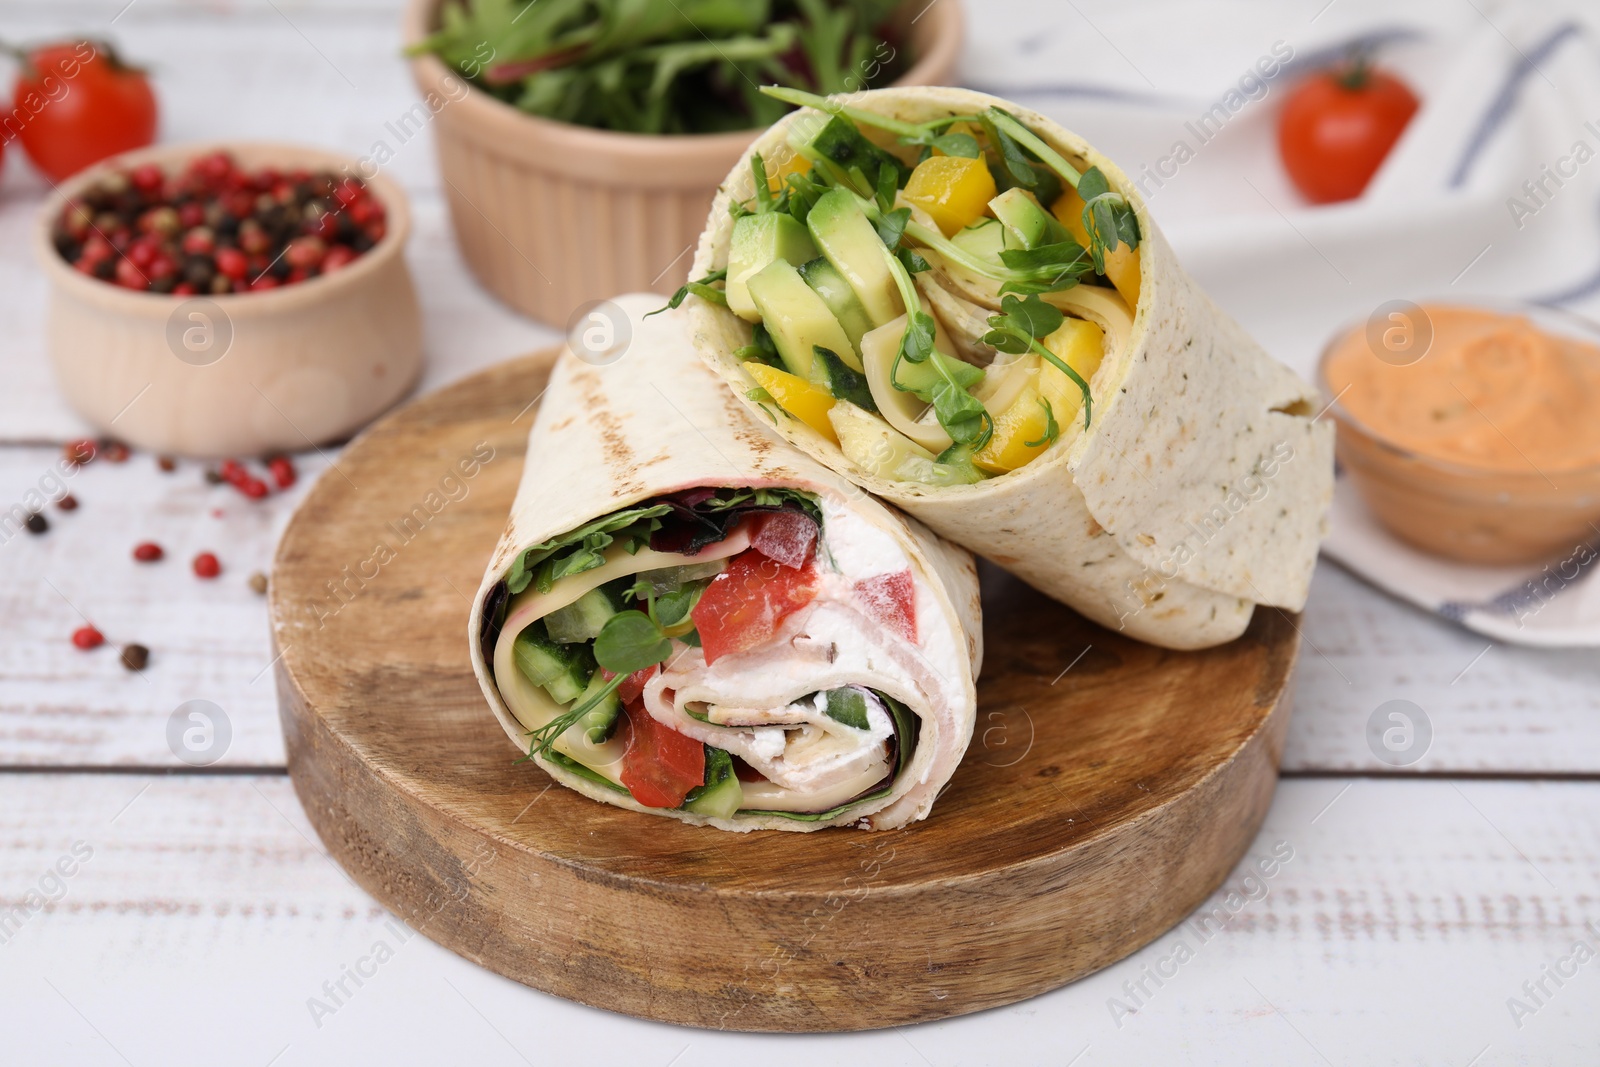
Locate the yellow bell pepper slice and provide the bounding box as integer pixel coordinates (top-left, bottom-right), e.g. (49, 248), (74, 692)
(1039, 317), (1104, 426)
(766, 151), (812, 194)
(903, 156), (998, 237)
(973, 384), (1055, 473)
(1051, 187), (1141, 310)
(745, 362), (838, 444)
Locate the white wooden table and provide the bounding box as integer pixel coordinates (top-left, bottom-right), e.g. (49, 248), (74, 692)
(2, 2), (1596, 1064)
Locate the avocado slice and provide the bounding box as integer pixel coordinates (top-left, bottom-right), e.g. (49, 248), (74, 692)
(805, 189), (901, 326)
(746, 257), (856, 382)
(798, 256), (874, 351)
(950, 217), (1006, 264)
(895, 348), (985, 396)
(989, 188), (1066, 250)
(726, 212), (817, 323)
(683, 746), (742, 819)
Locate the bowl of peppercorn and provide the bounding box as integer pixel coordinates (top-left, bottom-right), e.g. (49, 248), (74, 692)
(36, 142), (422, 458)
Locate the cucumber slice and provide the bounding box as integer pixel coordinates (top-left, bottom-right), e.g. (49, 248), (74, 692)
(806, 189), (901, 326)
(513, 623), (593, 705)
(631, 559), (727, 597)
(571, 668), (622, 744)
(798, 256), (874, 353)
(726, 213), (818, 323)
(813, 346), (877, 411)
(683, 747), (742, 819)
(545, 587), (619, 644)
(746, 257), (856, 382)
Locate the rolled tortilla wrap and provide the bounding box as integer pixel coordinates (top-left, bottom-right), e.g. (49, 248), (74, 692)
(469, 294), (981, 832)
(687, 86), (1333, 650)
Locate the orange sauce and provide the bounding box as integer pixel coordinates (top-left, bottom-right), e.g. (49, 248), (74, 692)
(1324, 305), (1600, 473)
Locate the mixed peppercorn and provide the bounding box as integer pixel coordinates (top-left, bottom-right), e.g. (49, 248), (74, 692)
(51, 151), (384, 294)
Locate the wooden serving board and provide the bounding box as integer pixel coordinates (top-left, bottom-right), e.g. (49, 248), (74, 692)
(270, 349), (1299, 1033)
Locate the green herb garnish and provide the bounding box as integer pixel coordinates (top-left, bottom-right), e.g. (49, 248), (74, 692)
(982, 294), (1093, 430)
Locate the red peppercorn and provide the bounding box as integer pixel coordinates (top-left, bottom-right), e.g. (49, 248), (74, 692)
(219, 458), (247, 484)
(241, 478), (270, 499)
(248, 275), (280, 292)
(130, 163), (164, 193)
(57, 494), (78, 511)
(192, 552), (221, 579)
(133, 541), (164, 562)
(72, 625), (105, 650)
(180, 226), (215, 255)
(114, 257), (147, 289)
(100, 440), (130, 463)
(173, 282), (197, 295)
(322, 245), (358, 272)
(64, 439), (96, 466)
(214, 246), (248, 280)
(267, 455), (296, 489)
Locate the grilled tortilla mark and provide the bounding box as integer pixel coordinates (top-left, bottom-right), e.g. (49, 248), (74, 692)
(571, 363), (645, 499)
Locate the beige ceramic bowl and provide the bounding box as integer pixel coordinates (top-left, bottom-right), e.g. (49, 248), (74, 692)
(403, 0), (963, 326)
(37, 142), (422, 458)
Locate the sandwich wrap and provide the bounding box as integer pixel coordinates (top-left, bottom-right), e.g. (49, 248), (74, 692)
(687, 86), (1333, 649)
(469, 294), (981, 831)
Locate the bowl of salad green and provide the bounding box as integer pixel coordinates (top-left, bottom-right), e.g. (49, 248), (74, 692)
(402, 0), (962, 326)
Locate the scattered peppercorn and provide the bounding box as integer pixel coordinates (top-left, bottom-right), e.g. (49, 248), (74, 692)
(204, 468), (225, 485)
(72, 625), (104, 650)
(133, 541), (164, 562)
(267, 454), (296, 489)
(240, 477), (269, 499)
(193, 552), (221, 579)
(25, 512), (47, 534)
(57, 494), (78, 511)
(100, 440), (130, 463)
(248, 571), (268, 595)
(158, 455), (176, 472)
(52, 151), (385, 295)
(120, 644), (150, 671)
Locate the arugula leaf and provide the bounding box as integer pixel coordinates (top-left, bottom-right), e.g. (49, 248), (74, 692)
(980, 110), (1038, 188)
(649, 268), (727, 316)
(505, 505), (672, 595)
(734, 321), (783, 367)
(874, 206), (910, 250)
(930, 131), (981, 158)
(1024, 395), (1060, 448)
(751, 152), (774, 213)
(898, 248), (931, 274)
(593, 610), (672, 674)
(931, 378), (993, 449)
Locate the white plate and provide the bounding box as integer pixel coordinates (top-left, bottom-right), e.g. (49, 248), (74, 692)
(1321, 474), (1600, 648)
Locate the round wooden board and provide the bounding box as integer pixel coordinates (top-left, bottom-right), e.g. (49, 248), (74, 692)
(271, 348), (1299, 1033)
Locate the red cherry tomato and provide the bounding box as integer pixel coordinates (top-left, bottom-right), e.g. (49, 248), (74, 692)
(1279, 61), (1418, 204)
(690, 549), (819, 665)
(603, 664), (658, 705)
(14, 41), (158, 181)
(853, 569), (917, 642)
(749, 509), (818, 569)
(618, 702), (705, 808)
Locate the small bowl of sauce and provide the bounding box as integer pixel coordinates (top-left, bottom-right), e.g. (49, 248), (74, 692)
(1320, 301), (1600, 564)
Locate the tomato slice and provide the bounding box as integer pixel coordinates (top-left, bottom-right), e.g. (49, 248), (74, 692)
(602, 664), (658, 705)
(691, 548), (820, 664)
(618, 702), (706, 808)
(854, 569), (917, 642)
(750, 509), (817, 569)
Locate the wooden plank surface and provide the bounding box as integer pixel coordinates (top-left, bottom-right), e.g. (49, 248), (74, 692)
(1, 775), (1595, 1064)
(7, 441), (1598, 772)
